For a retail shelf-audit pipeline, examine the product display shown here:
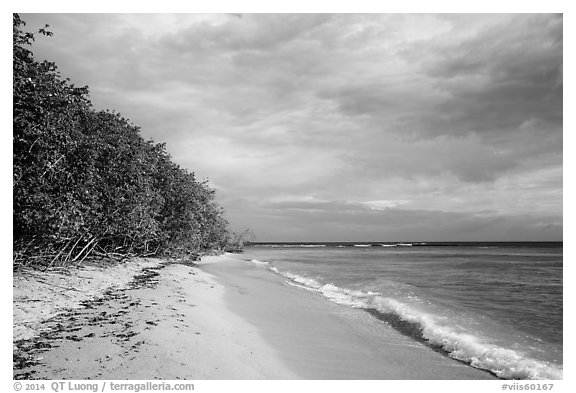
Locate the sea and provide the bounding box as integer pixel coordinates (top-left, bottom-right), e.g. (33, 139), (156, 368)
(243, 241), (563, 380)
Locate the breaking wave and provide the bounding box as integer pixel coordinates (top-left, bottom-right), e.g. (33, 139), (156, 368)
(263, 264), (562, 380)
(249, 259), (270, 266)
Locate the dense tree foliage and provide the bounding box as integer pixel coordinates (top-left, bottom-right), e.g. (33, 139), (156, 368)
(13, 14), (245, 269)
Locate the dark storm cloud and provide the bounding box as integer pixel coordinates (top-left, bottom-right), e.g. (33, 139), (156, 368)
(320, 14), (562, 139)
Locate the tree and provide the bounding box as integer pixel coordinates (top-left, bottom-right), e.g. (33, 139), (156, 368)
(13, 14), (243, 269)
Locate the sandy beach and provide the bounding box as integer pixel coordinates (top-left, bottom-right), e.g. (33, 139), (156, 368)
(13, 254), (495, 380)
(12, 12), (562, 384)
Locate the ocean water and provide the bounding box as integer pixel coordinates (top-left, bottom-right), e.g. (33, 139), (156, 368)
(243, 242), (563, 380)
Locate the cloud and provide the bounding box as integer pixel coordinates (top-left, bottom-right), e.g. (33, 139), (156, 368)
(20, 13), (563, 241)
(319, 15), (562, 141)
(363, 200), (409, 210)
(257, 198), (561, 241)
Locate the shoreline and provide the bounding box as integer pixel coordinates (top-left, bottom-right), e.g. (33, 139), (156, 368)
(13, 253), (495, 379)
(200, 254), (495, 380)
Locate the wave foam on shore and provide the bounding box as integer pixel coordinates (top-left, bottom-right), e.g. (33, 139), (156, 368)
(248, 259), (563, 380)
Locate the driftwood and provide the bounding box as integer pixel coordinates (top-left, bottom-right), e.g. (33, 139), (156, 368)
(13, 232), (192, 271)
(13, 236), (136, 271)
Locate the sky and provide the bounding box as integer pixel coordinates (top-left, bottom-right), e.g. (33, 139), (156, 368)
(20, 13), (563, 242)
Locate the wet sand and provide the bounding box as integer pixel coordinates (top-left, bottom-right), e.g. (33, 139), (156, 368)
(13, 254), (495, 379)
(201, 254), (495, 380)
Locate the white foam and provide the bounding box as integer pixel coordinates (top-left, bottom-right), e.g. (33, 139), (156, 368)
(270, 244), (327, 248)
(249, 259), (270, 266)
(284, 281), (321, 292)
(370, 297), (563, 379)
(287, 273), (322, 289)
(319, 283), (379, 308)
(266, 266), (563, 380)
(380, 243), (414, 247)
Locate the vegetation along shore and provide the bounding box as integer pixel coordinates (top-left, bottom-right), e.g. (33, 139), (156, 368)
(13, 14), (249, 272)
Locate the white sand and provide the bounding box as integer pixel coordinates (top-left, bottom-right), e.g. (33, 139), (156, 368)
(14, 253), (495, 379)
(13, 258), (296, 379)
(13, 258), (164, 342)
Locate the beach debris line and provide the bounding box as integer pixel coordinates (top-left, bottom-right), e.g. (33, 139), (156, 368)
(13, 258), (189, 379)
